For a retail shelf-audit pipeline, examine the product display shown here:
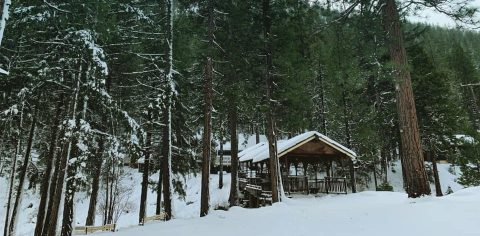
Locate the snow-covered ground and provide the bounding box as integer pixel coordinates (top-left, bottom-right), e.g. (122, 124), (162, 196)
(103, 187), (480, 236)
(0, 162), (474, 236)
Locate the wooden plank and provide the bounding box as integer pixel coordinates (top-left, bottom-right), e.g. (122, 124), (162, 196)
(74, 223), (116, 234)
(144, 213), (167, 223)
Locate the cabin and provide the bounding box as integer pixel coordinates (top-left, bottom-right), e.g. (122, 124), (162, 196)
(238, 131), (357, 206)
(213, 134), (267, 173)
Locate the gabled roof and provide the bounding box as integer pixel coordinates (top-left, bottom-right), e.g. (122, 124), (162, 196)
(239, 131), (356, 163)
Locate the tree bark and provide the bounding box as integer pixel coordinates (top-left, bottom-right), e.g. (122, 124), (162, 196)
(218, 129), (224, 189)
(43, 135), (65, 236)
(228, 102), (239, 206)
(200, 56), (213, 217)
(200, 0), (214, 217)
(156, 164), (162, 215)
(3, 116), (22, 236)
(161, 106), (173, 220)
(139, 111), (152, 225)
(160, 0), (174, 221)
(382, 0), (431, 197)
(85, 137), (105, 226)
(8, 111), (36, 236)
(263, 0), (280, 203)
(430, 142), (443, 197)
(35, 98), (62, 236)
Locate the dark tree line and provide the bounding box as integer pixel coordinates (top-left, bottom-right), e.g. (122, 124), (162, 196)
(1, 0), (480, 235)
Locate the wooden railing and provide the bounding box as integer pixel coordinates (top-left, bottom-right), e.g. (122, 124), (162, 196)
(239, 178), (247, 190)
(283, 176), (309, 194)
(140, 213), (167, 225)
(74, 224), (116, 234)
(309, 177), (347, 194)
(282, 176), (347, 194)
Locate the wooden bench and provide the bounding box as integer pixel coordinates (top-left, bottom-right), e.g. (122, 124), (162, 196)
(245, 184), (263, 197)
(74, 224), (116, 234)
(140, 212), (167, 225)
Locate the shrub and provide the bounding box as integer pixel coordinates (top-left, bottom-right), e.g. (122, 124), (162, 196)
(376, 182), (394, 191)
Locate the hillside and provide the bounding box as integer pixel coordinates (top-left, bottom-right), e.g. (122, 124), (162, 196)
(0, 162), (467, 236)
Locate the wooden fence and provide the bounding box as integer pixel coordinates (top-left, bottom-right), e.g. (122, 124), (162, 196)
(73, 224), (116, 235)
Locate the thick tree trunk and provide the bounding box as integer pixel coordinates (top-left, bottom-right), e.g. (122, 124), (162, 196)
(43, 137), (65, 236)
(160, 0), (174, 221)
(161, 106), (172, 220)
(35, 99), (62, 236)
(200, 0), (214, 217)
(60, 76), (84, 236)
(382, 0), (431, 197)
(9, 112), (36, 236)
(263, 0), (280, 203)
(139, 111), (152, 225)
(60, 150), (78, 236)
(228, 103), (239, 206)
(46, 142), (69, 236)
(200, 56), (213, 217)
(85, 137), (105, 226)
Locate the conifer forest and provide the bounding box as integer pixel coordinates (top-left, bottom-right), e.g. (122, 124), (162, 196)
(1, 0), (480, 236)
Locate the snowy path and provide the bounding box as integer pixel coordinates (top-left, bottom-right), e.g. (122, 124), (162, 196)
(101, 187), (480, 236)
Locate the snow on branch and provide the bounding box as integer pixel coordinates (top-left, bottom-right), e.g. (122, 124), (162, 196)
(75, 30), (109, 76)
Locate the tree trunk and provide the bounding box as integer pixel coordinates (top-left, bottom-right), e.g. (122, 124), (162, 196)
(3, 114), (22, 236)
(228, 102), (239, 206)
(155, 165), (162, 215)
(85, 137), (105, 226)
(200, 0), (214, 217)
(160, 0), (174, 221)
(219, 130), (224, 189)
(430, 142), (443, 197)
(139, 111), (152, 225)
(60, 72), (84, 236)
(103, 164), (109, 225)
(381, 0), (431, 197)
(43, 136), (65, 236)
(46, 142), (69, 236)
(263, 0), (280, 203)
(161, 106), (173, 220)
(34, 98), (62, 236)
(200, 56), (213, 217)
(8, 112), (36, 236)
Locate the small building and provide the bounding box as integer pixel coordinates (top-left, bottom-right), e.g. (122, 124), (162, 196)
(213, 134), (268, 172)
(238, 131), (356, 202)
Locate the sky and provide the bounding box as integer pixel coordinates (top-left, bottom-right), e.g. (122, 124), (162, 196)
(407, 0), (480, 28)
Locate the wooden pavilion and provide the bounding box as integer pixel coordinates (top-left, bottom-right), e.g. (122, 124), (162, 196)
(238, 131), (356, 205)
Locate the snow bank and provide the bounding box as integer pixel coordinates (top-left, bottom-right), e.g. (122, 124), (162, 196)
(103, 186), (480, 236)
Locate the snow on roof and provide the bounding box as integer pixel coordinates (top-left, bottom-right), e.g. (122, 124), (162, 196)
(216, 133), (268, 151)
(240, 131), (356, 163)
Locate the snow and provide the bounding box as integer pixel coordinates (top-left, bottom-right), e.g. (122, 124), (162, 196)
(218, 133), (268, 151)
(0, 162), (472, 236)
(239, 131), (356, 163)
(453, 134), (475, 144)
(0, 0), (10, 47)
(102, 187), (480, 236)
(0, 67), (9, 75)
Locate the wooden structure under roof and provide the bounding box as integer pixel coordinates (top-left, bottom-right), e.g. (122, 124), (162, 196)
(238, 131), (357, 206)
